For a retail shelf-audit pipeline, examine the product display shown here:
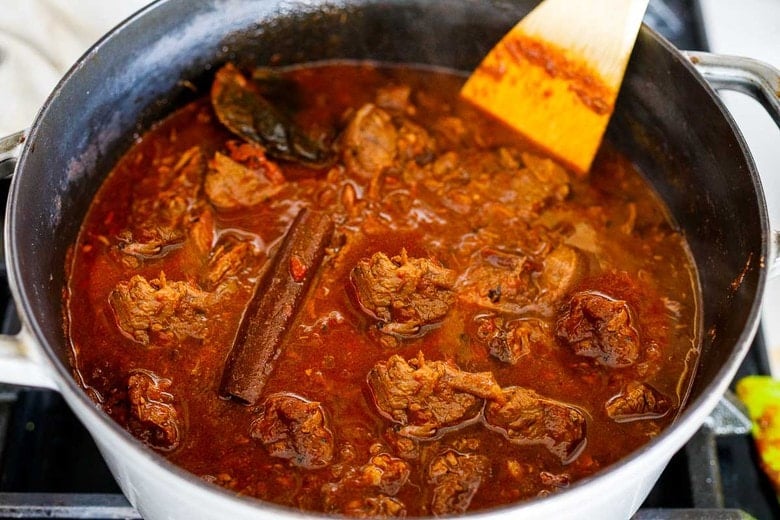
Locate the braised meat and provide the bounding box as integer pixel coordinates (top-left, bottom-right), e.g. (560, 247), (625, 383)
(484, 387), (587, 463)
(537, 245), (587, 306)
(250, 392), (334, 469)
(475, 315), (549, 365)
(457, 248), (537, 313)
(66, 63), (700, 516)
(350, 250), (457, 341)
(375, 84), (413, 114)
(556, 291), (641, 367)
(109, 272), (214, 346)
(322, 451), (410, 517)
(395, 119), (436, 163)
(118, 146), (206, 262)
(367, 353), (502, 439)
(514, 152), (571, 214)
(127, 370), (180, 450)
(204, 141), (285, 209)
(204, 236), (257, 289)
(342, 104), (398, 180)
(606, 382), (672, 422)
(428, 449), (491, 516)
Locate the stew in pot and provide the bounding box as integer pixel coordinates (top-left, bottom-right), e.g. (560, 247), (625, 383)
(65, 62), (701, 517)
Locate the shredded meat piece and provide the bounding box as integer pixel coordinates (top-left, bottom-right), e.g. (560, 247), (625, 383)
(556, 291), (641, 367)
(537, 245), (587, 306)
(606, 382), (671, 422)
(431, 116), (470, 149)
(224, 140), (287, 184)
(127, 370), (180, 450)
(476, 315), (549, 365)
(250, 392), (334, 469)
(205, 141), (285, 209)
(322, 452), (410, 517)
(457, 248), (537, 313)
(109, 272), (213, 346)
(384, 428), (420, 460)
(428, 449), (490, 516)
(350, 453), (410, 495)
(119, 147), (206, 260)
(117, 227), (182, 259)
(484, 386), (587, 463)
(395, 119), (435, 164)
(204, 236), (256, 288)
(342, 104), (398, 180)
(375, 84), (413, 114)
(512, 152), (571, 213)
(366, 352), (503, 439)
(186, 207), (216, 260)
(133, 146), (205, 226)
(350, 249), (456, 341)
(421, 149), (569, 220)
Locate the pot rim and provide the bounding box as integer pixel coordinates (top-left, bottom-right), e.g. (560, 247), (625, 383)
(4, 0), (770, 516)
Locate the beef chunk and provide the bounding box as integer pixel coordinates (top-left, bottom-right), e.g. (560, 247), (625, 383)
(342, 104), (398, 180)
(375, 84), (413, 114)
(428, 449), (490, 516)
(341, 97), (437, 181)
(250, 393), (334, 469)
(484, 386), (587, 463)
(537, 245), (587, 306)
(127, 370), (180, 450)
(131, 146), (205, 227)
(322, 452), (410, 517)
(367, 353), (503, 439)
(350, 250), (456, 341)
(119, 146), (206, 261)
(344, 453), (410, 495)
(606, 382), (671, 422)
(109, 272), (213, 346)
(205, 141), (285, 209)
(395, 119), (436, 163)
(431, 116), (470, 149)
(476, 315), (549, 364)
(117, 227), (182, 259)
(556, 291), (641, 367)
(204, 236), (256, 288)
(186, 207), (217, 260)
(457, 248), (537, 313)
(384, 427), (421, 460)
(512, 152), (570, 214)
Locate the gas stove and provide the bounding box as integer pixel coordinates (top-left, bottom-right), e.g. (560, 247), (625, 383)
(0, 1), (779, 519)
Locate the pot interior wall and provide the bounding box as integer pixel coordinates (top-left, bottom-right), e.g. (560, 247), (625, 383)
(608, 30), (764, 398)
(11, 0), (763, 427)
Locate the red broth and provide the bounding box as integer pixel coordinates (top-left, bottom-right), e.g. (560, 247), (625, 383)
(65, 62), (700, 516)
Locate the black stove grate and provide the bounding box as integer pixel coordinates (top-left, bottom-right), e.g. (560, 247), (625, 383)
(1, 1), (779, 518)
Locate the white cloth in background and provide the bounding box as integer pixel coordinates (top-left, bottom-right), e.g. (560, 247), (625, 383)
(0, 0), (151, 135)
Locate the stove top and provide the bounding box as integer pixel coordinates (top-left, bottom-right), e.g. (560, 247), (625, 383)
(1, 1), (779, 519)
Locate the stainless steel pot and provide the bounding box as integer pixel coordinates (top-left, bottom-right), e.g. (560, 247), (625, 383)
(0, 1), (778, 518)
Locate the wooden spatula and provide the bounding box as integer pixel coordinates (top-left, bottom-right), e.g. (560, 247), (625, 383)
(461, 0), (649, 175)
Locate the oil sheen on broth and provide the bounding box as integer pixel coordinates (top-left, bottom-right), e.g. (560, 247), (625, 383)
(64, 62), (701, 517)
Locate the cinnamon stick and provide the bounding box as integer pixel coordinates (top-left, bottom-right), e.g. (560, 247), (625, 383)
(220, 207), (334, 404)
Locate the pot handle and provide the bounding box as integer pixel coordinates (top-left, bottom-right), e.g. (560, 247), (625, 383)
(683, 51), (780, 126)
(684, 51), (780, 276)
(0, 130), (27, 180)
(0, 130), (59, 390)
(0, 329), (58, 390)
